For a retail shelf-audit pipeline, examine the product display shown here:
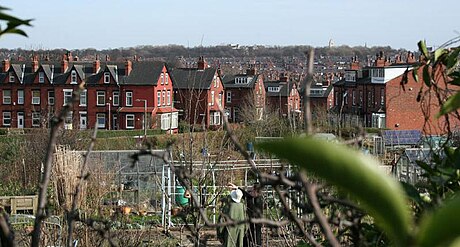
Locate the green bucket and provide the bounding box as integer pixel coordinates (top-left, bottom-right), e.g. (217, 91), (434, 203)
(175, 186), (189, 206)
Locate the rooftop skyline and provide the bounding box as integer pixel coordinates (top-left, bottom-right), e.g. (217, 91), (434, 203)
(1, 0), (459, 51)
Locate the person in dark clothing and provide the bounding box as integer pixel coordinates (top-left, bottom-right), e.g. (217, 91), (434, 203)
(228, 183), (263, 247)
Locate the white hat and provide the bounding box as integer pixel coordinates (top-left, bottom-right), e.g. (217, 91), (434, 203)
(230, 189), (243, 203)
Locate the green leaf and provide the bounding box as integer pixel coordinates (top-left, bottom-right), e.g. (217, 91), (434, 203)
(256, 138), (412, 246)
(417, 195), (460, 247)
(401, 182), (424, 206)
(418, 40), (429, 58)
(434, 49), (447, 63)
(446, 48), (460, 69)
(423, 66), (431, 87)
(437, 92), (460, 117)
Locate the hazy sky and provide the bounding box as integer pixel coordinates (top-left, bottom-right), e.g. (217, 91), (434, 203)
(1, 0), (459, 51)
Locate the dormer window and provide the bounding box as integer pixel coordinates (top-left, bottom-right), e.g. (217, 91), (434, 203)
(268, 86), (280, 93)
(235, 77), (248, 84)
(345, 71), (356, 82)
(104, 72), (110, 83)
(371, 68), (384, 78)
(8, 72), (14, 82)
(39, 72), (45, 83)
(71, 71), (77, 84)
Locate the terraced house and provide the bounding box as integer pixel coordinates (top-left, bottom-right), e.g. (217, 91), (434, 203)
(0, 53), (178, 132)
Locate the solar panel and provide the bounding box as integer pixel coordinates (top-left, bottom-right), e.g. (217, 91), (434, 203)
(382, 130), (422, 146)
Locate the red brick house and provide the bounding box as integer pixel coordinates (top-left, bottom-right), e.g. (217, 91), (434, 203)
(222, 67), (266, 122)
(171, 57), (224, 128)
(0, 54), (178, 132)
(264, 73), (301, 118)
(386, 65), (460, 135)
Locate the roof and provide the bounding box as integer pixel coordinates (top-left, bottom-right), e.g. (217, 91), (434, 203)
(170, 68), (216, 90)
(264, 81), (295, 97)
(222, 74), (259, 89)
(121, 61), (165, 85)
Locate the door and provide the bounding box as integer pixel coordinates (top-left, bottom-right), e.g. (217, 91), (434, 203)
(17, 112), (24, 128)
(79, 114), (87, 130)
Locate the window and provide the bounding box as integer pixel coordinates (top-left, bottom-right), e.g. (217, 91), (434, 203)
(125, 91), (133, 106)
(32, 90), (40, 105)
(344, 91), (348, 105)
(97, 113), (105, 128)
(48, 91), (55, 105)
(17, 90), (24, 105)
(80, 89), (87, 106)
(71, 71), (77, 84)
(32, 112), (40, 127)
(104, 72), (110, 83)
(268, 86), (280, 92)
(165, 73), (169, 85)
(8, 72), (14, 83)
(3, 90), (11, 104)
(380, 88), (385, 106)
(214, 76), (218, 88)
(126, 114), (135, 129)
(218, 93), (222, 107)
(226, 91), (232, 103)
(64, 112), (72, 129)
(157, 91), (161, 106)
(162, 91), (166, 106)
(39, 72), (45, 83)
(64, 89), (73, 105)
(97, 91), (105, 106)
(211, 91), (215, 106)
(335, 91), (339, 106)
(2, 112), (11, 126)
(167, 91), (171, 105)
(359, 90), (363, 107)
(161, 114), (169, 130)
(160, 73), (164, 85)
(112, 91), (119, 106)
(210, 111), (221, 125)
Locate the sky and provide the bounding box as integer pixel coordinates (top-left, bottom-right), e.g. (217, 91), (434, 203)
(1, 0), (459, 51)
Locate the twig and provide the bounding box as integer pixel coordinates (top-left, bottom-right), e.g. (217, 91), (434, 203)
(66, 123), (98, 247)
(303, 49), (315, 134)
(302, 173), (340, 247)
(31, 83), (84, 247)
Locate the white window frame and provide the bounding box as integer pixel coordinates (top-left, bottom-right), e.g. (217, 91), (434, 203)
(17, 90), (24, 105)
(63, 89), (73, 106)
(97, 113), (106, 129)
(3, 90), (11, 104)
(160, 73), (164, 85)
(226, 91), (231, 103)
(211, 91), (215, 106)
(380, 88), (385, 106)
(157, 91), (161, 106)
(80, 89), (87, 106)
(160, 113), (170, 130)
(2, 112), (11, 126)
(165, 73), (169, 85)
(48, 91), (55, 105)
(70, 70), (77, 84)
(32, 112), (40, 127)
(167, 90), (171, 106)
(210, 111), (221, 125)
(218, 93), (222, 107)
(64, 111), (73, 129)
(97, 91), (106, 106)
(112, 91), (119, 106)
(39, 72), (45, 83)
(352, 90), (356, 106)
(32, 90), (40, 105)
(104, 72), (110, 84)
(162, 91), (166, 106)
(126, 114), (135, 129)
(9, 72), (14, 83)
(125, 91), (133, 106)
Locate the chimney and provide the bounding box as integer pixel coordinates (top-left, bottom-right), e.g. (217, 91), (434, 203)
(67, 51), (72, 61)
(125, 59), (132, 76)
(406, 52), (416, 64)
(31, 55), (39, 72)
(105, 55), (110, 62)
(350, 56), (360, 70)
(61, 54), (68, 73)
(279, 72), (288, 82)
(93, 56), (100, 73)
(375, 51), (386, 67)
(2, 59), (10, 72)
(197, 56), (207, 70)
(246, 65), (257, 76)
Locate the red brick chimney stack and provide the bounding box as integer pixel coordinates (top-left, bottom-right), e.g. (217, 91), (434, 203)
(125, 59), (132, 76)
(406, 52), (416, 63)
(350, 56), (360, 70)
(93, 55), (100, 74)
(61, 54), (68, 73)
(105, 55), (110, 62)
(197, 56), (207, 70)
(2, 59), (10, 72)
(31, 55), (39, 72)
